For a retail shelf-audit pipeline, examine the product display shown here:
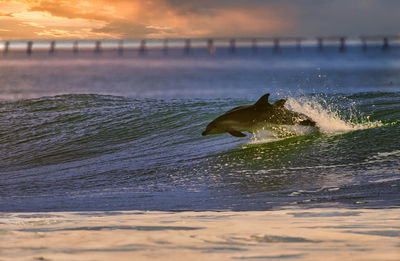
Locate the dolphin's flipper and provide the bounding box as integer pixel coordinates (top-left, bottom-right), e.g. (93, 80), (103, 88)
(228, 130), (247, 137)
(254, 93), (270, 108)
(274, 99), (287, 107)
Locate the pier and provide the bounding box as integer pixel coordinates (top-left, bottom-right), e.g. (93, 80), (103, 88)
(296, 38), (302, 52)
(251, 39), (257, 54)
(163, 39), (168, 55)
(317, 38), (323, 52)
(26, 41), (33, 55)
(1, 36), (399, 57)
(2, 41), (9, 55)
(94, 41), (102, 54)
(184, 39), (191, 55)
(208, 39), (215, 55)
(229, 39), (236, 54)
(73, 40), (79, 54)
(273, 38), (280, 53)
(339, 37), (346, 52)
(139, 39), (147, 55)
(118, 40), (124, 56)
(49, 41), (55, 55)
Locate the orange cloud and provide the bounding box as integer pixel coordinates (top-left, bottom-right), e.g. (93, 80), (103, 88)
(28, 0), (119, 21)
(0, 0), (295, 40)
(171, 6), (293, 38)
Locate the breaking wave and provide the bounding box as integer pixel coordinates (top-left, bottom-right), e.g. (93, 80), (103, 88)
(250, 94), (384, 144)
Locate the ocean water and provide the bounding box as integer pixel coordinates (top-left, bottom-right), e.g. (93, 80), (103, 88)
(0, 46), (399, 212)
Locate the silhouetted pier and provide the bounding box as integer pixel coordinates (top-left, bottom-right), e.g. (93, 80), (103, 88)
(94, 41), (102, 54)
(49, 41), (55, 55)
(1, 35), (399, 57)
(2, 41), (9, 55)
(184, 39), (191, 55)
(229, 39), (236, 54)
(273, 38), (280, 53)
(73, 41), (79, 54)
(26, 41), (33, 55)
(359, 36), (391, 52)
(208, 39), (215, 55)
(296, 38), (302, 52)
(163, 39), (168, 55)
(139, 40), (147, 55)
(118, 40), (124, 56)
(251, 39), (257, 54)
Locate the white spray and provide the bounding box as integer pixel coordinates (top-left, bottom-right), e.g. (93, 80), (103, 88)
(250, 95), (381, 144)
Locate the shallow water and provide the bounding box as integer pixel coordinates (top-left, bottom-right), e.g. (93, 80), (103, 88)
(1, 208), (399, 261)
(0, 46), (399, 212)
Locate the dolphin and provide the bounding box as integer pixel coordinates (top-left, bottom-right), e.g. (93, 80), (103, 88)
(202, 93), (317, 137)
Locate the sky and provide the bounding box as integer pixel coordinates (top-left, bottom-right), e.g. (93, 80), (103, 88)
(0, 0), (399, 40)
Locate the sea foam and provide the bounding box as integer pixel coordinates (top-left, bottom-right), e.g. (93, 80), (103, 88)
(250, 94), (382, 144)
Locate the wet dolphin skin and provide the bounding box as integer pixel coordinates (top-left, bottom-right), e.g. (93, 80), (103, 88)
(202, 93), (317, 137)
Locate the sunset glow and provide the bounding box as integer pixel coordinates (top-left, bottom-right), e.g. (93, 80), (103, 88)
(0, 0), (399, 40)
(0, 0), (293, 40)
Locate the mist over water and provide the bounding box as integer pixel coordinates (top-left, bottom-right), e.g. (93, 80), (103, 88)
(0, 46), (399, 211)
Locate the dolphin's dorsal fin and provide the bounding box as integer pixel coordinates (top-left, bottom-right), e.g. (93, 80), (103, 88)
(254, 93), (270, 108)
(274, 99), (287, 107)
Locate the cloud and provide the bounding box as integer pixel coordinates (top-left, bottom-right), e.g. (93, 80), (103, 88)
(292, 0), (400, 36)
(88, 3), (294, 38)
(0, 0), (109, 40)
(0, 0), (295, 39)
(0, 0), (399, 40)
(0, 17), (41, 39)
(0, 12), (14, 17)
(28, 0), (116, 21)
(91, 20), (166, 38)
(177, 6), (294, 37)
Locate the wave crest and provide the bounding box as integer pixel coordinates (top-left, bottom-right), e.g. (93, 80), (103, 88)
(250, 94), (382, 144)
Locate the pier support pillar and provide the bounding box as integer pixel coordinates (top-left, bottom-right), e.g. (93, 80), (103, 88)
(361, 38), (367, 52)
(296, 38), (302, 52)
(3, 41), (9, 56)
(382, 37), (389, 51)
(118, 40), (124, 56)
(163, 39), (168, 56)
(339, 37), (346, 52)
(317, 38), (323, 52)
(273, 38), (280, 53)
(95, 41), (102, 54)
(229, 39), (236, 54)
(184, 39), (191, 55)
(207, 39), (215, 56)
(73, 41), (79, 54)
(139, 39), (147, 55)
(49, 41), (55, 55)
(26, 41), (33, 56)
(252, 39), (257, 54)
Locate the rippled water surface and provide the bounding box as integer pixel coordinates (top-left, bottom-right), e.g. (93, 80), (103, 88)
(0, 47), (399, 211)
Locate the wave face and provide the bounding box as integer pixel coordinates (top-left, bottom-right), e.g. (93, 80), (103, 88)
(0, 49), (399, 211)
